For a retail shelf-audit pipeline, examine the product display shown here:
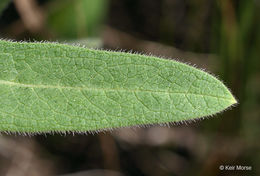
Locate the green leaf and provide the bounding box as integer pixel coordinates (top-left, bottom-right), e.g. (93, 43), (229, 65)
(0, 39), (237, 133)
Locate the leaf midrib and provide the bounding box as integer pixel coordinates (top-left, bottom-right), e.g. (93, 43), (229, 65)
(0, 79), (232, 101)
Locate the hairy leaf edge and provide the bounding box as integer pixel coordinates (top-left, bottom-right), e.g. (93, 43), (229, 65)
(0, 39), (238, 135)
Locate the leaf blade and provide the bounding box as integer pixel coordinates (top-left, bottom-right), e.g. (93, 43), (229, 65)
(0, 40), (237, 133)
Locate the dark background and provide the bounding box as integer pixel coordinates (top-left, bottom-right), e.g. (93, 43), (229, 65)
(0, 0), (259, 176)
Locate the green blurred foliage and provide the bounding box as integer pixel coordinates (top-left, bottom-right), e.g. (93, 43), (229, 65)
(47, 0), (107, 39)
(0, 0), (10, 15)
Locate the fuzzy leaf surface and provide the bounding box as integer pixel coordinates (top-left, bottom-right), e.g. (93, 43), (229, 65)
(0, 40), (237, 133)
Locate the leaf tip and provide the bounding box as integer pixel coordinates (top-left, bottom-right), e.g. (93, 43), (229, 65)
(230, 94), (238, 106)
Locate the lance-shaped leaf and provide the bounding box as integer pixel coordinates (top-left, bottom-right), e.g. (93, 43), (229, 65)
(0, 40), (237, 133)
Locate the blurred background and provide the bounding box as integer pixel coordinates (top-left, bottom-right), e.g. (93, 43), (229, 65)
(0, 0), (259, 175)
